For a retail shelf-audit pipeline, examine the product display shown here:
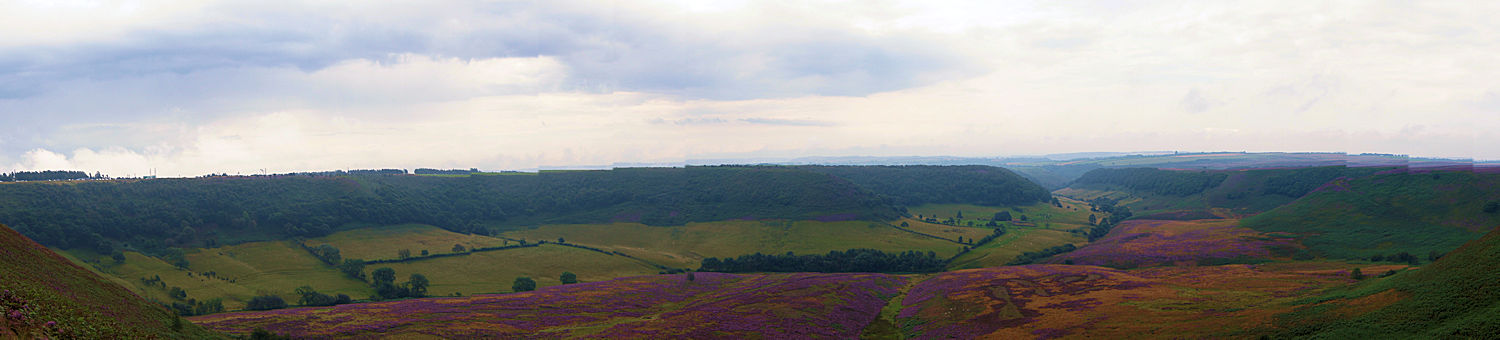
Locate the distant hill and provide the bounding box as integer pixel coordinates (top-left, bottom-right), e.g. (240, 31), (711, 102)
(1057, 166), (1389, 218)
(0, 223), (218, 338)
(798, 165), (1053, 207)
(1277, 224), (1500, 338)
(1241, 170), (1500, 260)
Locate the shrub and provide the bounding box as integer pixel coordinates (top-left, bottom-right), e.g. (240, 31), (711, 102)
(246, 295), (287, 311)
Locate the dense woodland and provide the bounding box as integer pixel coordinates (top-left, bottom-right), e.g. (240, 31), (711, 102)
(1070, 168), (1230, 196)
(0, 166), (1063, 255)
(798, 165), (1051, 206)
(0, 170), (103, 182)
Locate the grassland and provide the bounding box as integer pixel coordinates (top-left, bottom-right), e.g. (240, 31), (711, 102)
(365, 243), (663, 296)
(905, 201), (1093, 269)
(302, 224), (510, 261)
(500, 220), (968, 269)
(2, 224), (220, 339)
(69, 241), (373, 310)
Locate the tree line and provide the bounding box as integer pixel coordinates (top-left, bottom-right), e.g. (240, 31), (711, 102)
(1071, 168), (1229, 196)
(797, 165), (1053, 207)
(0, 166), (910, 256)
(0, 170), (103, 182)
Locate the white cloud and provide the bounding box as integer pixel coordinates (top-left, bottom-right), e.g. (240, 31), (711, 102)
(3, 0), (1499, 175)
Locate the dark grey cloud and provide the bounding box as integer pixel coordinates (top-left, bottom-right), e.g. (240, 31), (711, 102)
(0, 2), (970, 101)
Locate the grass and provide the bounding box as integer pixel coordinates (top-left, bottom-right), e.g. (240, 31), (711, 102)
(904, 201), (1091, 269)
(1, 224), (221, 339)
(302, 223), (510, 261)
(946, 228), (1085, 270)
(500, 220), (968, 269)
(1241, 171), (1500, 260)
(363, 243), (663, 296)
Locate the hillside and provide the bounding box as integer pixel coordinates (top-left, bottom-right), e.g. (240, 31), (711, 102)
(192, 272), (904, 338)
(1276, 224), (1500, 338)
(1057, 166), (1388, 218)
(799, 165), (1053, 207)
(1241, 170), (1500, 260)
(0, 166), (902, 255)
(0, 223), (219, 338)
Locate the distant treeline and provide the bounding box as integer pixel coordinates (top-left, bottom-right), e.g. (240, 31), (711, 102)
(414, 168), (479, 175)
(797, 165), (1052, 206)
(0, 166), (920, 255)
(1071, 168), (1229, 196)
(698, 248), (947, 273)
(0, 170), (103, 182)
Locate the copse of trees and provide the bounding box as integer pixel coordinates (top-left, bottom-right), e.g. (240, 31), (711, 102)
(1072, 168), (1229, 196)
(512, 277), (537, 292)
(294, 286), (353, 307)
(697, 249), (947, 273)
(245, 295), (287, 311)
(369, 267), (430, 300)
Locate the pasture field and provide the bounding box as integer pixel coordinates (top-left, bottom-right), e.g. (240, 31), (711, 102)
(500, 220), (967, 268)
(945, 228), (1086, 270)
(906, 199), (1097, 227)
(301, 223), (510, 261)
(365, 243), (664, 296)
(66, 241), (373, 310)
(895, 218), (993, 242)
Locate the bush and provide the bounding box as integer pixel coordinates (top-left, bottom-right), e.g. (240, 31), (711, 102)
(560, 272), (578, 284)
(512, 277), (537, 292)
(246, 295), (287, 311)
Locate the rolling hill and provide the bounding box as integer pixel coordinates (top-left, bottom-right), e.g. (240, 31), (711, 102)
(0, 223), (220, 338)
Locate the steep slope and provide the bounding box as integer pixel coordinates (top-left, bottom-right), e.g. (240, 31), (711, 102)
(799, 165), (1053, 207)
(1057, 166), (1387, 218)
(1241, 170), (1500, 260)
(0, 223), (219, 338)
(1276, 224), (1500, 338)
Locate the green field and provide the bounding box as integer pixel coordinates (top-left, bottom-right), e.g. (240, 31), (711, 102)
(364, 243), (662, 296)
(302, 224), (510, 261)
(905, 201), (1093, 269)
(501, 220), (968, 268)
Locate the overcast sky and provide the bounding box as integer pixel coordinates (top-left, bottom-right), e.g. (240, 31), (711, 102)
(1, 0), (1496, 176)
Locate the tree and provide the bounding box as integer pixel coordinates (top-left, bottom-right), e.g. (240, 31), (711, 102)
(956, 211), (963, 219)
(512, 277), (537, 292)
(557, 237), (565, 244)
(1088, 214), (1097, 225)
(407, 274), (429, 298)
(398, 249), (412, 260)
(900, 221), (909, 228)
(452, 244), (466, 253)
(314, 244), (341, 265)
(687, 272), (696, 282)
(246, 295), (287, 310)
(993, 211), (1011, 221)
(338, 259), (367, 281)
(111, 251), (127, 264)
(1350, 268), (1365, 280)
(560, 272), (578, 284)
(372, 268), (397, 286)
(420, 249), (429, 256)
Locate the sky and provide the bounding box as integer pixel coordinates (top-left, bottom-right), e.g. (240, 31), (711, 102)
(1, 0), (1496, 177)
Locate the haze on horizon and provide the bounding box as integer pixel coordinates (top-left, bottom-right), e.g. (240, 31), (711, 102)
(2, 0), (1496, 177)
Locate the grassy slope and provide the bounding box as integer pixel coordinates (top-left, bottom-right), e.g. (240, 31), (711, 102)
(68, 241), (373, 311)
(366, 243), (663, 296)
(501, 220), (967, 269)
(1276, 225), (1500, 338)
(1055, 167), (1385, 218)
(1241, 171), (1500, 259)
(908, 201), (1093, 269)
(0, 224), (220, 338)
(304, 223), (509, 261)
